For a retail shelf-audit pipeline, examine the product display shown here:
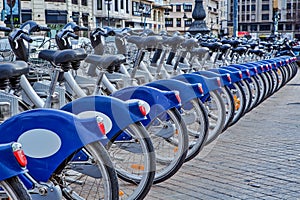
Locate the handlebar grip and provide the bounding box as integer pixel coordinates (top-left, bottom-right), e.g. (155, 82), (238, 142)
(20, 34), (33, 43)
(67, 32), (79, 39)
(0, 26), (11, 32)
(39, 26), (51, 32)
(80, 26), (88, 31)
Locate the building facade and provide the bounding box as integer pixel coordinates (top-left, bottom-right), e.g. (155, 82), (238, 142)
(1, 0), (227, 35)
(227, 0), (300, 39)
(0, 0), (168, 33)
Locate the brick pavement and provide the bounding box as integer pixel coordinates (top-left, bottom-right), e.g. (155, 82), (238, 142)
(146, 70), (300, 200)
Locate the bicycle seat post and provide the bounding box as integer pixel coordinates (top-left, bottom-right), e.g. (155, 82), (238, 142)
(44, 66), (61, 108)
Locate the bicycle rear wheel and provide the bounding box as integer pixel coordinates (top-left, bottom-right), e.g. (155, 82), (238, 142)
(181, 98), (209, 162)
(52, 141), (119, 200)
(107, 122), (155, 200)
(0, 176), (31, 200)
(146, 108), (188, 184)
(203, 90), (226, 144)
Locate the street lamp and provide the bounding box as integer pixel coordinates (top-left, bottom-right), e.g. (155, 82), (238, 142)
(183, 13), (188, 32)
(104, 0), (112, 26)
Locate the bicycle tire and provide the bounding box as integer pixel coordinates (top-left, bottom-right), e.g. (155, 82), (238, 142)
(219, 86), (235, 131)
(204, 90), (226, 145)
(52, 141), (119, 200)
(247, 77), (260, 110)
(147, 108), (188, 184)
(240, 79), (252, 114)
(107, 122), (155, 200)
(228, 82), (246, 126)
(0, 176), (31, 200)
(181, 98), (209, 162)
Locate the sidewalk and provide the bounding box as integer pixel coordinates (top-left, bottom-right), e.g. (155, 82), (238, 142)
(146, 70), (300, 200)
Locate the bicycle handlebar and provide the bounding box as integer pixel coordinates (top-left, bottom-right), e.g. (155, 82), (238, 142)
(39, 26), (51, 32)
(20, 34), (33, 43)
(66, 32), (79, 39)
(0, 26), (11, 32)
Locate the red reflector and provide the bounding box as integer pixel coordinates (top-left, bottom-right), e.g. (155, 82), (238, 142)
(217, 77), (221, 87)
(96, 116), (106, 135)
(13, 150), (27, 167)
(227, 74), (231, 82)
(198, 83), (204, 94)
(98, 122), (106, 135)
(139, 105), (147, 116)
(246, 69), (250, 77)
(12, 143), (27, 167)
(254, 67), (258, 73)
(174, 91), (181, 104)
(238, 71), (242, 79)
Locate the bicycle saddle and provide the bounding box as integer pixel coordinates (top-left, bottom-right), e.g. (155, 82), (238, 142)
(0, 61), (29, 79)
(181, 38), (198, 50)
(162, 35), (185, 48)
(220, 44), (231, 52)
(189, 47), (209, 58)
(231, 46), (247, 55)
(200, 42), (222, 52)
(85, 54), (126, 72)
(38, 48), (87, 65)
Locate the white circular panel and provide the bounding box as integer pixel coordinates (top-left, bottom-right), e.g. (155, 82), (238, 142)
(17, 129), (62, 159)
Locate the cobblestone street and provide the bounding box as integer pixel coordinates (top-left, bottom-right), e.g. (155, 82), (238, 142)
(146, 71), (300, 200)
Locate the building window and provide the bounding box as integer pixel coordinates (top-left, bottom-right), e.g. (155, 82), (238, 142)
(165, 18), (173, 27)
(158, 11), (161, 22)
(82, 13), (89, 27)
(45, 10), (68, 24)
(286, 24), (292, 30)
(81, 0), (87, 6)
(183, 4), (192, 12)
(176, 18), (181, 27)
(97, 0), (102, 10)
(262, 4), (269, 10)
(287, 3), (291, 9)
(115, 0), (118, 11)
(259, 24), (270, 31)
(120, 0), (124, 9)
(262, 14), (269, 20)
(242, 25), (247, 31)
(286, 13), (292, 20)
(185, 19), (192, 27)
(250, 24), (257, 31)
(71, 12), (80, 24)
(278, 24), (283, 30)
(72, 0), (78, 4)
(126, 0), (129, 13)
(21, 9), (32, 23)
(251, 5), (256, 11)
(176, 5), (181, 12)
